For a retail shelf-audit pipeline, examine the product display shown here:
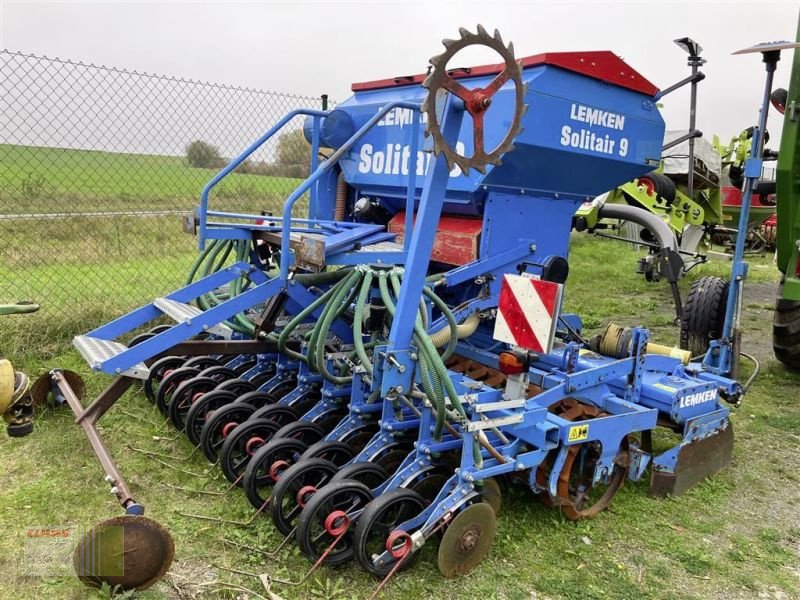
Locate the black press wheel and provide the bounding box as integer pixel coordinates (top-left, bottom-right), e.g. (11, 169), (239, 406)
(273, 420), (326, 445)
(144, 356), (186, 403)
(227, 358), (257, 377)
(199, 403), (257, 462)
(251, 404), (298, 427)
(155, 366), (199, 415)
(183, 356), (221, 370)
(197, 365), (237, 383)
(184, 390), (237, 446)
(330, 462), (389, 488)
(353, 488), (427, 577)
(300, 440), (355, 466)
(680, 276), (729, 357)
(264, 378), (298, 400)
(269, 457), (340, 536)
(236, 390), (278, 409)
(168, 376), (219, 431)
(295, 479), (374, 566)
(215, 378), (257, 396)
(242, 437), (309, 510)
(218, 418), (282, 484)
(339, 423), (380, 454)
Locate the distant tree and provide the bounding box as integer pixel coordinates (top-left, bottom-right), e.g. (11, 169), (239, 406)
(186, 140), (222, 168)
(275, 130), (311, 175)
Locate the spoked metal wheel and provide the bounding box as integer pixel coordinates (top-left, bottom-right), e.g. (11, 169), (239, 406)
(182, 356), (221, 371)
(154, 366), (198, 414)
(236, 391), (278, 409)
(184, 390), (237, 446)
(340, 422), (380, 453)
(168, 376), (219, 431)
(353, 488), (426, 577)
(330, 462), (389, 488)
(242, 437), (309, 510)
(273, 420), (326, 446)
(218, 418), (282, 484)
(215, 378), (256, 396)
(199, 403), (256, 462)
(143, 356), (185, 404)
(269, 457), (340, 535)
(264, 377), (298, 400)
(301, 440), (355, 466)
(252, 403), (298, 427)
(295, 479), (374, 565)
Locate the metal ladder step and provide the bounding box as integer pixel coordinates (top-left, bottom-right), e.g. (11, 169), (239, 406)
(73, 335), (148, 379)
(154, 297), (233, 338)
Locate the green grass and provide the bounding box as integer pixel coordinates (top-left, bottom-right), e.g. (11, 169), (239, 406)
(1, 235), (799, 600)
(0, 144), (301, 213)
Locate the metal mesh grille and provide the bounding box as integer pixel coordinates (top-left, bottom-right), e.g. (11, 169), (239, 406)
(0, 49), (327, 335)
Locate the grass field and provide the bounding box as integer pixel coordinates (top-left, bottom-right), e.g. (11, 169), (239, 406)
(0, 144), (301, 213)
(1, 235), (798, 600)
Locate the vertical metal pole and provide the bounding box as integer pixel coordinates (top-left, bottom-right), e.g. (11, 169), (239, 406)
(720, 52), (778, 376)
(404, 112), (420, 252)
(386, 97), (464, 353)
(687, 59), (699, 199)
(321, 94), (329, 111)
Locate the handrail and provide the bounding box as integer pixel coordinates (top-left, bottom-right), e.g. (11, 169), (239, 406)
(278, 100), (422, 279)
(198, 108), (329, 248)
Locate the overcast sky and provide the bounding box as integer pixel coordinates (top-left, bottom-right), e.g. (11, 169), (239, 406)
(1, 1), (798, 144)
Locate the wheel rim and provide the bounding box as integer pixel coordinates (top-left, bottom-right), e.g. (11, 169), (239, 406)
(219, 419), (281, 484)
(144, 356), (185, 403)
(269, 458), (338, 536)
(296, 481), (373, 565)
(184, 390), (236, 446)
(199, 404), (256, 462)
(242, 438), (308, 510)
(154, 367), (199, 415)
(354, 488), (426, 577)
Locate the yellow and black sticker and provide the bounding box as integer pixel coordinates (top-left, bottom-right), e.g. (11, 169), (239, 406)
(568, 424), (589, 442)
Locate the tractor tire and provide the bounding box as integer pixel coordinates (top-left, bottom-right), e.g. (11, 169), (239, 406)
(640, 173), (676, 204)
(680, 276), (729, 357)
(773, 279), (800, 372)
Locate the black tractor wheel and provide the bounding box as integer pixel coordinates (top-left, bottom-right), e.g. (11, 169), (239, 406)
(773, 279), (800, 371)
(680, 276), (729, 357)
(639, 173), (676, 204)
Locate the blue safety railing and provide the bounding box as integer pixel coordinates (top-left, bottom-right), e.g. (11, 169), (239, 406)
(197, 101), (423, 279)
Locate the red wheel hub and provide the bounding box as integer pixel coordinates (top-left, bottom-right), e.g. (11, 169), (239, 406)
(295, 485), (317, 508)
(324, 510), (350, 536)
(386, 530), (412, 559)
(245, 436), (264, 456)
(269, 459), (290, 482)
(221, 422), (238, 438)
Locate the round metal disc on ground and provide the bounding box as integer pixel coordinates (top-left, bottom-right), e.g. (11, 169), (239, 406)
(73, 515), (174, 591)
(30, 370), (85, 407)
(480, 478), (502, 516)
(437, 502), (496, 578)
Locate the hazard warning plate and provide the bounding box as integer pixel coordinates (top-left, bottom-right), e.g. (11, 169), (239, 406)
(493, 274), (563, 354)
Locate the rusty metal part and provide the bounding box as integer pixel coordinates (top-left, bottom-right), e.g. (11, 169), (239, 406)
(437, 502), (496, 578)
(479, 477), (502, 516)
(422, 25), (526, 175)
(650, 422), (733, 497)
(73, 515), (174, 591)
(541, 399), (630, 520)
(30, 369), (85, 407)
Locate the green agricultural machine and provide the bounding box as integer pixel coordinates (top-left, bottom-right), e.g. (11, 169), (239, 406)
(774, 23), (800, 371)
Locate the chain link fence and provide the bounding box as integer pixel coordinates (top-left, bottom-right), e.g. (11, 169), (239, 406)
(0, 49), (327, 345)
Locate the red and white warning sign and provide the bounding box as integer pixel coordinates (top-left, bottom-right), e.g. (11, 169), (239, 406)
(493, 274), (563, 354)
